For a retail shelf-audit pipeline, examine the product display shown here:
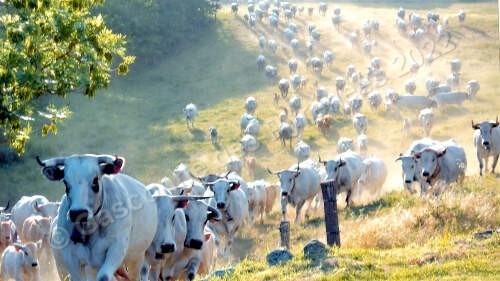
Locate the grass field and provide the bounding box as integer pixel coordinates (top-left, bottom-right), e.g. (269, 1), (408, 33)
(1, 1), (499, 280)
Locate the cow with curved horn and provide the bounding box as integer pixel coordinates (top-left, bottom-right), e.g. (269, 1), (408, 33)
(472, 117), (500, 176)
(267, 160), (320, 223)
(201, 178), (248, 262)
(36, 154), (157, 281)
(318, 150), (364, 207)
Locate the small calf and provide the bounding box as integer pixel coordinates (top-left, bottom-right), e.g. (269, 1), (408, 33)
(0, 242), (40, 281)
(209, 126), (218, 144)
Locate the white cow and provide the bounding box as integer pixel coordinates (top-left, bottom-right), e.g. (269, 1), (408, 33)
(245, 97), (257, 114)
(160, 198), (222, 281)
(240, 113), (255, 134)
(203, 178), (249, 261)
(225, 155), (243, 174)
(368, 91), (382, 112)
(267, 162), (321, 223)
(294, 113), (307, 140)
(173, 163), (191, 185)
(183, 103), (197, 128)
(396, 138), (438, 195)
(37, 154), (157, 281)
(349, 95), (363, 114)
(466, 80), (480, 98)
(320, 150), (364, 207)
(418, 108), (434, 136)
(430, 92), (469, 109)
(241, 134), (259, 155)
(387, 92), (436, 114)
(288, 95), (301, 116)
(472, 118), (500, 176)
(244, 118), (260, 137)
(353, 113), (368, 135)
(11, 195), (59, 240)
(358, 157), (387, 197)
(338, 137), (354, 153)
(413, 140), (467, 193)
(294, 141), (311, 161)
(0, 242), (40, 281)
(357, 134), (368, 156)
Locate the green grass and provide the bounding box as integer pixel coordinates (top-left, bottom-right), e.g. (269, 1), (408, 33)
(1, 1), (499, 280)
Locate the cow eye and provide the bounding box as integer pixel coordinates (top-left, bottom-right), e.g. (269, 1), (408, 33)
(63, 180), (69, 194)
(185, 214), (190, 222)
(91, 177), (99, 193)
(334, 167), (338, 172)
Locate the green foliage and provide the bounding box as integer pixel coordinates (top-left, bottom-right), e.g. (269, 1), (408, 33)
(0, 0), (133, 154)
(97, 0), (221, 64)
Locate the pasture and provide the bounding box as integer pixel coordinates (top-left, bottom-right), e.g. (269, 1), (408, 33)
(0, 0), (499, 280)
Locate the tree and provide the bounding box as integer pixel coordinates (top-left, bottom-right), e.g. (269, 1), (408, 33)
(0, 0), (134, 154)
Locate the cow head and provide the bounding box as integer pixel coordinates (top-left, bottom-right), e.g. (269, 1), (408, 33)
(0, 221), (13, 243)
(208, 179), (240, 210)
(148, 185), (189, 256)
(37, 154), (124, 224)
(320, 156), (346, 182)
(472, 117), (499, 151)
(183, 199), (221, 250)
(358, 160), (372, 185)
(413, 148), (446, 179)
(13, 242), (39, 268)
(395, 153), (419, 192)
(34, 200), (60, 218)
(268, 166), (300, 197)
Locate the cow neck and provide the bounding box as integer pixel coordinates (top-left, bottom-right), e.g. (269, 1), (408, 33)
(427, 162), (441, 185)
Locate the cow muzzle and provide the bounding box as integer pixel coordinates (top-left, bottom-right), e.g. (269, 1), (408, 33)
(281, 191), (288, 196)
(69, 209), (89, 223)
(216, 202), (226, 209)
(482, 141), (491, 150)
(160, 243), (175, 253)
(185, 239), (203, 250)
(422, 171), (430, 177)
(32, 262), (38, 267)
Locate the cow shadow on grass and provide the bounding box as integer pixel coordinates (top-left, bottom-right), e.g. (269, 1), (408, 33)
(189, 128), (205, 142)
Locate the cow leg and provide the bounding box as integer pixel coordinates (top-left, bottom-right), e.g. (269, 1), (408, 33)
(492, 154), (499, 174)
(96, 238), (128, 281)
(484, 155), (489, 173)
(280, 197), (287, 222)
(186, 256), (201, 281)
(345, 190), (352, 207)
(294, 201), (305, 224)
(477, 151), (484, 176)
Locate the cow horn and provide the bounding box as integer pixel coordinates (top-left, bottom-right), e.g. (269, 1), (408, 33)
(224, 170), (232, 178)
(189, 172), (203, 181)
(496, 116), (499, 125)
(207, 205), (222, 221)
(36, 156), (65, 167)
(266, 168), (276, 175)
(395, 153), (403, 162)
(1, 201), (10, 212)
(172, 195), (213, 201)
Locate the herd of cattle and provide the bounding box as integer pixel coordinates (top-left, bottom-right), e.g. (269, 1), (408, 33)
(0, 1), (498, 281)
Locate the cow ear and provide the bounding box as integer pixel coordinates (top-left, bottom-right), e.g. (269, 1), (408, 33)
(102, 157), (125, 175)
(339, 160), (346, 167)
(175, 199), (189, 209)
(207, 211), (220, 222)
(437, 148), (446, 158)
(204, 233), (211, 241)
(42, 166), (64, 181)
(13, 243), (22, 252)
(229, 181), (240, 191)
(492, 122), (499, 128)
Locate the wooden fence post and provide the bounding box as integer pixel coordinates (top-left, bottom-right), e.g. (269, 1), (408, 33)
(279, 221), (290, 249)
(321, 180), (341, 247)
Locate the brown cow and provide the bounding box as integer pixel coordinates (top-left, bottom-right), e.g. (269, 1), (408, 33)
(245, 156), (257, 178)
(21, 216), (51, 262)
(317, 114), (333, 133)
(0, 220), (14, 254)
